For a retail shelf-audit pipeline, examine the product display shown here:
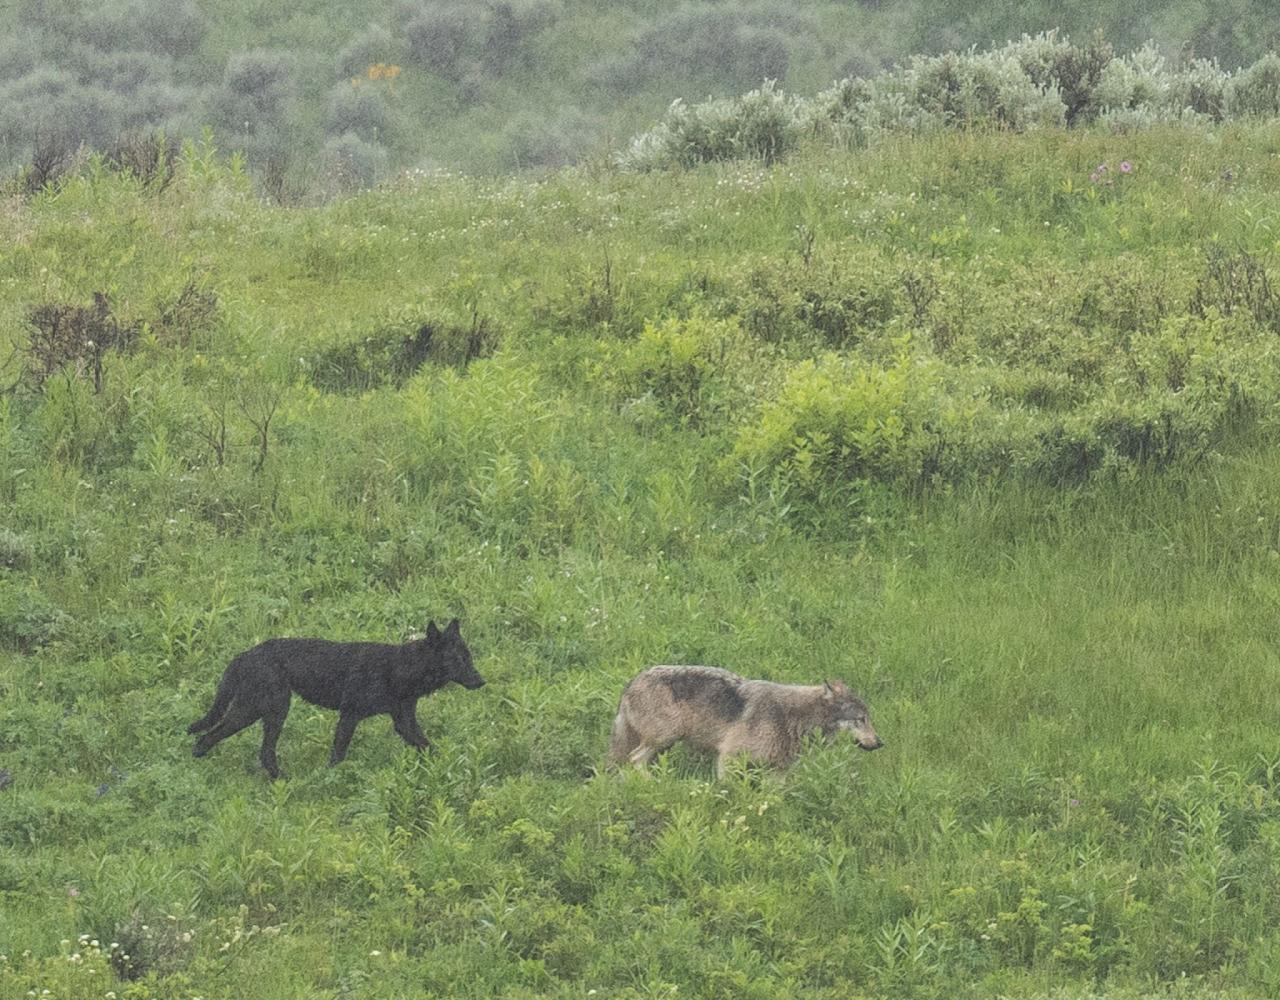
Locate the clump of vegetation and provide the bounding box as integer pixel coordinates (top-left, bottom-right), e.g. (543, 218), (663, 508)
(621, 32), (1280, 168)
(101, 131), (183, 189)
(0, 529), (35, 571)
(207, 49), (299, 197)
(0, 580), (70, 653)
(317, 132), (390, 195)
(151, 278), (220, 347)
(735, 253), (900, 347)
(589, 313), (772, 428)
(22, 293), (139, 394)
(308, 310), (499, 392)
(620, 80), (805, 170)
(596, 3), (809, 94)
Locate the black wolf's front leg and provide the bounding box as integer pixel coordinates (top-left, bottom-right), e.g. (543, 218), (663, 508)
(329, 712), (361, 765)
(391, 700), (430, 750)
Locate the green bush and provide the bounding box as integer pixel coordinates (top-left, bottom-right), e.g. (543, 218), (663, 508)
(591, 313), (764, 427)
(0, 580), (70, 653)
(308, 310), (499, 393)
(620, 80), (805, 170)
(735, 255), (900, 347)
(730, 350), (978, 505)
(317, 132), (390, 194)
(402, 2), (485, 81)
(325, 83), (392, 142)
(335, 23), (403, 79)
(1227, 52), (1280, 117)
(0, 529), (35, 571)
(599, 4), (808, 94)
(78, 0), (208, 59)
(1007, 30), (1114, 125)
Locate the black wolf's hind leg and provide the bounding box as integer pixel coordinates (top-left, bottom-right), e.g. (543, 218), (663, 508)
(258, 695), (292, 779)
(329, 712), (360, 766)
(192, 699), (263, 758)
(391, 702), (429, 750)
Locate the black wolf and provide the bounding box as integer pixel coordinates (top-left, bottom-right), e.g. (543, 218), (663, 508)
(188, 619), (484, 778)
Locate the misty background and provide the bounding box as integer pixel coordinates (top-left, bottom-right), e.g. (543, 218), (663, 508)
(2, 0), (1278, 195)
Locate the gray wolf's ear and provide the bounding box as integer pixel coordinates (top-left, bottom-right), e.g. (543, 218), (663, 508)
(444, 618), (460, 638)
(823, 681), (835, 700)
(426, 621), (441, 643)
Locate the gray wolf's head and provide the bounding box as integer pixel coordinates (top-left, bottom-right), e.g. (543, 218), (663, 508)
(823, 680), (882, 751)
(428, 618), (485, 689)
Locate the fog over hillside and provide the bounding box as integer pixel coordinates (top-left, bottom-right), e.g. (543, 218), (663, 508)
(3, 0), (1280, 193)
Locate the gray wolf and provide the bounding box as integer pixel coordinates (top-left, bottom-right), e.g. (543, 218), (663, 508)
(188, 619), (484, 778)
(608, 665), (881, 777)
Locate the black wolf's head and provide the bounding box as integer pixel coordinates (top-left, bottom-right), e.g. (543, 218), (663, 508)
(822, 679), (883, 751)
(427, 618), (485, 689)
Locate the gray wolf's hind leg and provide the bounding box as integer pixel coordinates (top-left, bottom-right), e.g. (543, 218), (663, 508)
(608, 716), (642, 769)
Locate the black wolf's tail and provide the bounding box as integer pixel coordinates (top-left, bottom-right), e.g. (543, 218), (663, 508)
(187, 659), (239, 734)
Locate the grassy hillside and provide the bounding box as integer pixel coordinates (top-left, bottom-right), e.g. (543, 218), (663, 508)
(4, 125), (1280, 997)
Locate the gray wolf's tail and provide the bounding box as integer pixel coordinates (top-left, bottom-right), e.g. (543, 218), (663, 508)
(187, 660), (239, 734)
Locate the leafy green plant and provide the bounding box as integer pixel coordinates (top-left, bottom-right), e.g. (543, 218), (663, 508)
(308, 310), (499, 393)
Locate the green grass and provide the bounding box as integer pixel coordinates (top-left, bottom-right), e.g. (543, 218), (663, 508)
(4, 126), (1280, 997)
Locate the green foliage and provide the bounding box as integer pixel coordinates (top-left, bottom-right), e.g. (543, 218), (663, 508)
(401, 2), (487, 82)
(730, 350), (975, 514)
(307, 310), (499, 393)
(334, 24), (403, 80)
(0, 529), (35, 571)
(628, 33), (1280, 168)
(735, 253), (900, 347)
(79, 0), (208, 59)
(590, 313), (768, 428)
(325, 83), (392, 143)
(0, 579), (70, 652)
(6, 5), (1280, 183)
(620, 80), (805, 170)
(7, 127), (1280, 998)
(597, 3), (810, 94)
(318, 132), (391, 195)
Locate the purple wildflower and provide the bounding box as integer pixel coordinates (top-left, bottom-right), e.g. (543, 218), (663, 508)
(1119, 161), (1133, 173)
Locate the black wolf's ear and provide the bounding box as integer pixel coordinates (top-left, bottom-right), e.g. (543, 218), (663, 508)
(426, 621), (441, 644)
(444, 618), (460, 639)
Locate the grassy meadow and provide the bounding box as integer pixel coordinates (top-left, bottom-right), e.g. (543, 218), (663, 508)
(5, 124), (1280, 997)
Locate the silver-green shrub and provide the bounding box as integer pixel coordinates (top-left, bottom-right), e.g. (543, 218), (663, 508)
(619, 80), (805, 170)
(335, 24), (403, 80)
(1227, 52), (1280, 117)
(625, 34), (1280, 169)
(317, 132), (390, 194)
(325, 83), (392, 142)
